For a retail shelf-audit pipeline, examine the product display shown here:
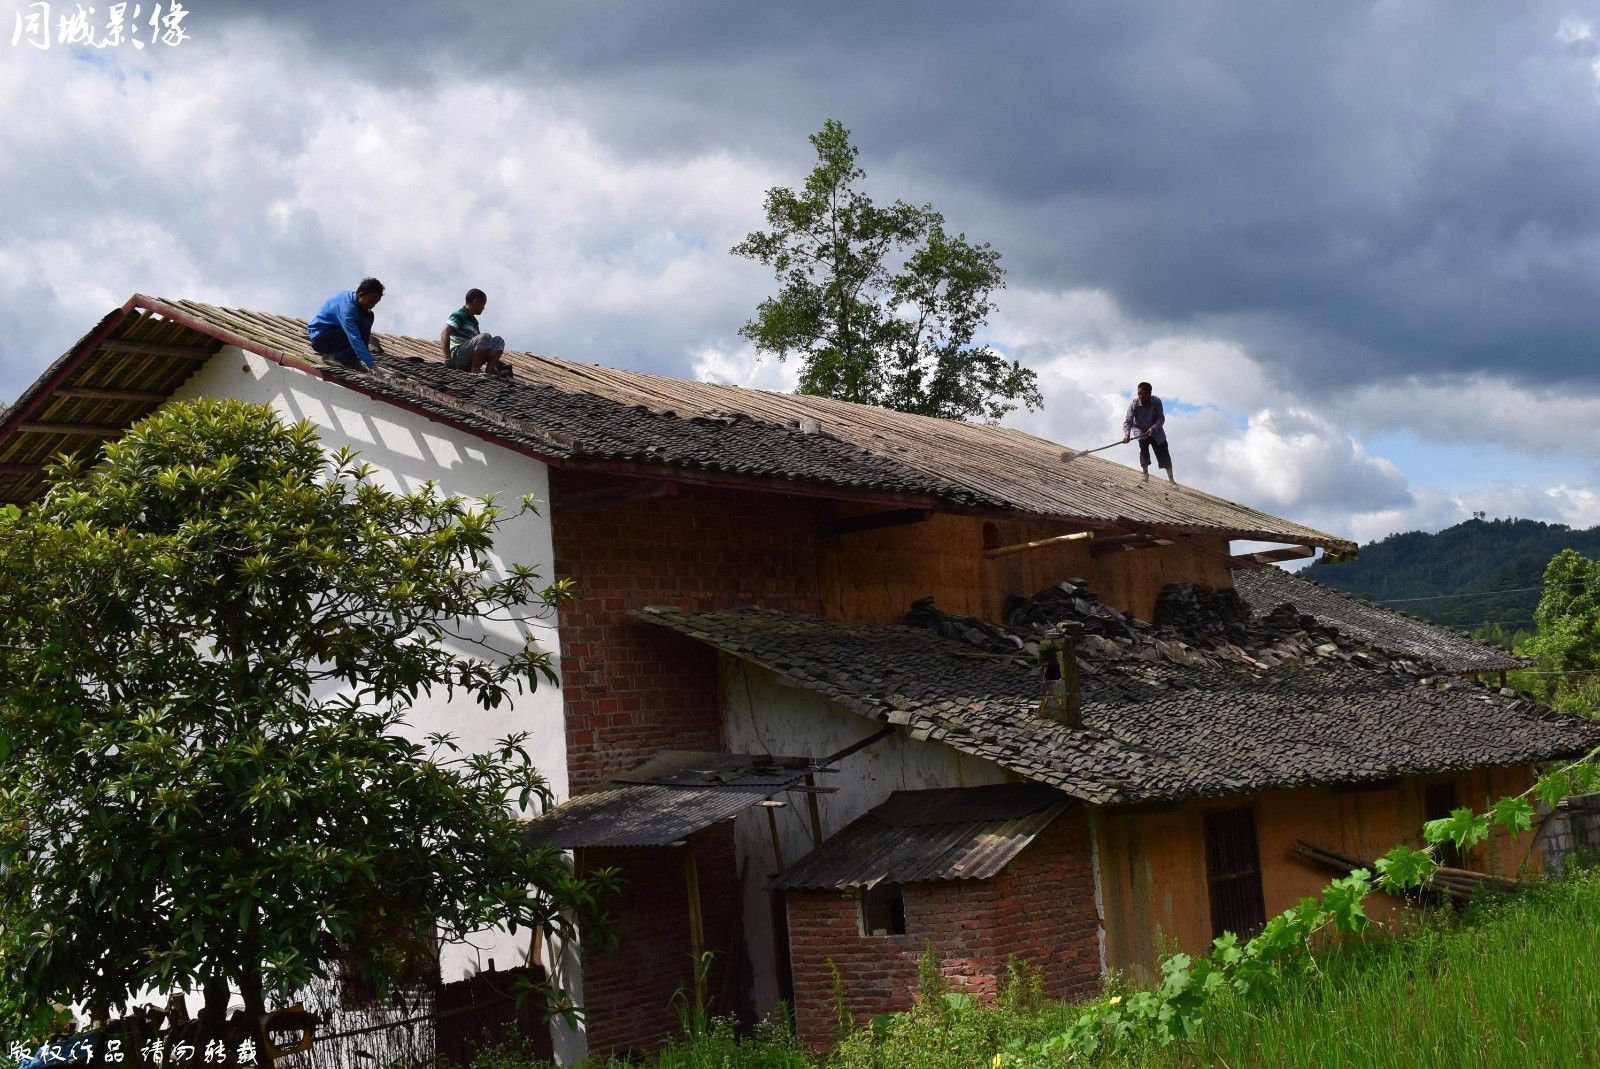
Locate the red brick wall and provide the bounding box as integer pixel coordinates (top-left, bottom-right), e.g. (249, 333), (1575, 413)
(551, 475), (827, 793)
(576, 828), (738, 1055)
(785, 809), (1102, 1048)
(552, 476), (826, 1056)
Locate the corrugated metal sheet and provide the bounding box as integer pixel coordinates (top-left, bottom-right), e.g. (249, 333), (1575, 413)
(773, 783), (1071, 890)
(522, 750), (819, 849)
(0, 295), (1354, 554)
(523, 782), (784, 849)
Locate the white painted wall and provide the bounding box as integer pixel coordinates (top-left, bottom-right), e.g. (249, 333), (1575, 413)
(171, 348), (586, 1061)
(721, 659), (1005, 1018)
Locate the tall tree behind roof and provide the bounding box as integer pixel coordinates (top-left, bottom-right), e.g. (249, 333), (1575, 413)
(733, 120), (1041, 422)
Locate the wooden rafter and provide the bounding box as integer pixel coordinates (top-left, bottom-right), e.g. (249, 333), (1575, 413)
(1088, 533), (1174, 557)
(552, 478), (677, 514)
(98, 340), (219, 360)
(824, 507), (934, 537)
(17, 422), (125, 438)
(1229, 545), (1317, 568)
(55, 386), (169, 404)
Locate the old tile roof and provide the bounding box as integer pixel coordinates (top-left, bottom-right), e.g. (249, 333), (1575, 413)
(772, 782), (1072, 890)
(635, 585), (1600, 807)
(521, 751), (826, 849)
(1232, 566), (1530, 673)
(0, 295), (1353, 552)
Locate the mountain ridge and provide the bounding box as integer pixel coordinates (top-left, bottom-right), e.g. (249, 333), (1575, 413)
(1302, 518), (1600, 635)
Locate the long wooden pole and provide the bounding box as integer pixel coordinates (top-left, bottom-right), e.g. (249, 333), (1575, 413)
(803, 773), (825, 848)
(981, 530), (1094, 560)
(683, 844), (707, 1023)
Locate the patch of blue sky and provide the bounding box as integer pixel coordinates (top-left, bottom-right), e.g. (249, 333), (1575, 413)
(69, 46), (128, 81)
(1162, 397), (1249, 432)
(1364, 432), (1591, 489)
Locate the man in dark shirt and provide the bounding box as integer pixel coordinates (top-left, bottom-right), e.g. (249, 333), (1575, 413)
(441, 288), (508, 376)
(307, 278), (385, 370)
(1123, 381), (1175, 484)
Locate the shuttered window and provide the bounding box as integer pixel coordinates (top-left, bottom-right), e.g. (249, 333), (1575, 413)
(1204, 807), (1267, 940)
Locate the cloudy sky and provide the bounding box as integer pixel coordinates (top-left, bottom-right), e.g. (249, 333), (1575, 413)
(4, 0), (1600, 545)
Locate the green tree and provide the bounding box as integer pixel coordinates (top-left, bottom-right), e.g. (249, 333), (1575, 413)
(1525, 548), (1600, 712)
(0, 399), (613, 1040)
(733, 119), (1041, 422)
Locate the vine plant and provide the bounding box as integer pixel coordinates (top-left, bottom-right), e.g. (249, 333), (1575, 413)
(1005, 746), (1600, 1066)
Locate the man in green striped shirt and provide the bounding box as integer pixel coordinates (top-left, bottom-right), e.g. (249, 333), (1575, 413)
(441, 288), (509, 375)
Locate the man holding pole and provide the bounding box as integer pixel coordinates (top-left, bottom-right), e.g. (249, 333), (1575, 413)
(1124, 381), (1175, 485)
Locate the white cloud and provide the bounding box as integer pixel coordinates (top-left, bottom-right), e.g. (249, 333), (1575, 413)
(1557, 18), (1594, 45)
(0, 26), (782, 392)
(1336, 374), (1600, 455)
(691, 343), (800, 392)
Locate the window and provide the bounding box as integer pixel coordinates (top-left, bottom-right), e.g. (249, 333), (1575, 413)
(1204, 807), (1267, 940)
(1424, 781), (1464, 869)
(860, 882), (906, 936)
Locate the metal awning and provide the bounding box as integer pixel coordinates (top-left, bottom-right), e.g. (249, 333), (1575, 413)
(523, 751), (827, 849)
(773, 782), (1071, 890)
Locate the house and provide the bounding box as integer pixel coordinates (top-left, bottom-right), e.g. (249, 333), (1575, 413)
(2, 295), (1595, 1060)
(1232, 564), (1531, 679)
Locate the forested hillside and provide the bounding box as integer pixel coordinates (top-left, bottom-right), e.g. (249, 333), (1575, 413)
(1304, 518), (1600, 635)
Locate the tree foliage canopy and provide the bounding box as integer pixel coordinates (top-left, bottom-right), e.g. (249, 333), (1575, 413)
(733, 119), (1041, 422)
(1524, 548), (1600, 705)
(0, 399), (610, 1036)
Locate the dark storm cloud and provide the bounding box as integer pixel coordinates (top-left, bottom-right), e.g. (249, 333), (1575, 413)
(7, 0), (1600, 411)
(201, 0), (1600, 394)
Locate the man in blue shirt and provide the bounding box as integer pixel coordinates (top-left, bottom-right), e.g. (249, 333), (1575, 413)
(1123, 381), (1175, 485)
(307, 278), (385, 370)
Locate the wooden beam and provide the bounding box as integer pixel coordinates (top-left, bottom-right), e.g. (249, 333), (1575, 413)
(823, 725), (896, 763)
(17, 422), (124, 438)
(824, 507), (934, 537)
(98, 340), (219, 360)
(1229, 545), (1316, 568)
(765, 804), (785, 870)
(55, 386), (169, 404)
(803, 773), (825, 849)
(552, 478), (677, 514)
(0, 464), (45, 476)
(982, 530), (1094, 560)
(1088, 534), (1174, 557)
(682, 845), (707, 1021)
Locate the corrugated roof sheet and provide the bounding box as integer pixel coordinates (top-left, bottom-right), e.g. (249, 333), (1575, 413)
(1233, 566), (1531, 673)
(0, 296), (1354, 553)
(774, 783), (1071, 890)
(635, 606), (1600, 806)
(522, 751), (819, 849)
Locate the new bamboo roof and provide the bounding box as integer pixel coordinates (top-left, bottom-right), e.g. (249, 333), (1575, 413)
(0, 295), (1354, 554)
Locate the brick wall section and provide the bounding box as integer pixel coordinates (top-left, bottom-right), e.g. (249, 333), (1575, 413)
(551, 476), (826, 1056)
(577, 828), (738, 1055)
(551, 474), (827, 793)
(785, 808), (1102, 1048)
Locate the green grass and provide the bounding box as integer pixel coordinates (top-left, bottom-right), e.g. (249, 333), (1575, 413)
(1115, 872), (1600, 1069)
(478, 870), (1600, 1069)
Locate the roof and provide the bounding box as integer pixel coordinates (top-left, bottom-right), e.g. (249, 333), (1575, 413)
(773, 782), (1071, 890)
(1232, 566), (1530, 672)
(634, 589), (1600, 806)
(0, 295), (1354, 553)
(521, 751), (824, 849)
